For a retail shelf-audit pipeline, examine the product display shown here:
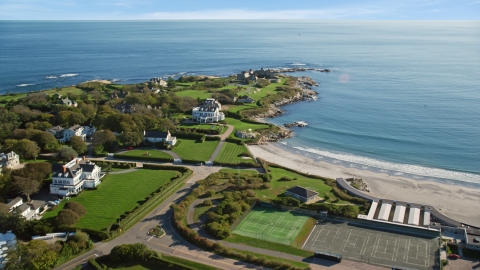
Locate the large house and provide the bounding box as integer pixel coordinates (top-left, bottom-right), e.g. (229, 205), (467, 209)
(0, 231), (16, 269)
(0, 152), (20, 169)
(236, 68), (277, 82)
(46, 125), (92, 143)
(150, 77), (168, 87)
(144, 130), (177, 146)
(285, 186), (319, 203)
(235, 95), (255, 103)
(192, 98), (225, 123)
(50, 157), (103, 196)
(60, 98), (78, 107)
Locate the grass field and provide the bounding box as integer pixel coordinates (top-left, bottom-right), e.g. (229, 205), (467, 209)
(225, 117), (270, 132)
(172, 139), (219, 162)
(227, 103), (259, 113)
(219, 168), (258, 175)
(232, 206), (309, 246)
(255, 167), (350, 204)
(214, 142), (256, 165)
(175, 89), (211, 99)
(42, 169), (177, 230)
(236, 80), (286, 101)
(119, 149), (172, 160)
(193, 204), (211, 222)
(225, 234), (313, 257)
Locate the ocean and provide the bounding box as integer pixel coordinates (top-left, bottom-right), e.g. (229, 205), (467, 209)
(1, 21), (479, 186)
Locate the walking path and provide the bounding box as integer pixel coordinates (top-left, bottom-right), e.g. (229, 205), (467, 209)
(208, 124), (234, 162)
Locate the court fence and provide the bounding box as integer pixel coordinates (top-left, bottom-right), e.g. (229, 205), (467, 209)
(304, 244), (440, 270)
(229, 201), (257, 231)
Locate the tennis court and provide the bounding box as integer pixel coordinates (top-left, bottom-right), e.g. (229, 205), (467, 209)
(232, 206), (309, 245)
(303, 219), (440, 270)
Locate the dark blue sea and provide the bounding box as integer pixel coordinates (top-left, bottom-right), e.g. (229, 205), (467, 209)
(1, 21), (480, 185)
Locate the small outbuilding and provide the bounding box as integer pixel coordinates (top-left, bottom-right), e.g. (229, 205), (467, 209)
(285, 186), (318, 203)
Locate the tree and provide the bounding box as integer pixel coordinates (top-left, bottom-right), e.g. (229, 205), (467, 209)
(92, 130), (116, 147)
(109, 243), (155, 262)
(69, 136), (87, 154)
(33, 131), (59, 152)
(167, 77), (176, 88)
(14, 139), (40, 160)
(64, 201), (86, 216)
(56, 209), (80, 226)
(11, 176), (41, 202)
(5, 239), (58, 270)
(118, 132), (142, 147)
(58, 145), (78, 161)
(0, 203), (9, 215)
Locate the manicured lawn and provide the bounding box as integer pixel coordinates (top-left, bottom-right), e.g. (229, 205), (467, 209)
(119, 149), (172, 159)
(42, 169), (177, 230)
(226, 234), (313, 257)
(225, 117), (270, 132)
(193, 204), (211, 222)
(227, 103), (259, 113)
(175, 89), (211, 99)
(173, 139), (219, 162)
(236, 80), (287, 101)
(256, 167), (349, 204)
(215, 142), (256, 165)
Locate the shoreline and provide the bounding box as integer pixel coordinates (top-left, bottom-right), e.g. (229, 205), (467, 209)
(247, 142), (480, 227)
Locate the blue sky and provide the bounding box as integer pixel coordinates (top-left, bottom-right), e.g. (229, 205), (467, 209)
(1, 0), (479, 20)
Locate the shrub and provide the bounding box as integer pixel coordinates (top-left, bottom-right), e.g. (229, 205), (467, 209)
(56, 209), (80, 226)
(109, 243), (156, 263)
(204, 190), (216, 197)
(64, 201), (86, 216)
(203, 199), (212, 206)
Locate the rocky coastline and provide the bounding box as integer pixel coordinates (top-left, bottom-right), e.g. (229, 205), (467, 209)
(254, 76), (319, 120)
(253, 76), (319, 142)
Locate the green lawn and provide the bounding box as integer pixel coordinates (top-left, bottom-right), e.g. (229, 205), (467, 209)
(256, 167), (349, 204)
(227, 103), (259, 113)
(173, 139), (219, 162)
(236, 80), (286, 101)
(193, 204), (211, 222)
(175, 89), (211, 99)
(119, 149), (172, 159)
(42, 169), (177, 230)
(226, 234), (313, 257)
(225, 117), (270, 132)
(215, 142), (256, 165)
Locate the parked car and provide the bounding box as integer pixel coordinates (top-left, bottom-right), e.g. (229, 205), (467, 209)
(126, 146), (134, 150)
(447, 254), (460, 259)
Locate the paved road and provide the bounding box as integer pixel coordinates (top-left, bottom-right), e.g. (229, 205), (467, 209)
(56, 149), (385, 270)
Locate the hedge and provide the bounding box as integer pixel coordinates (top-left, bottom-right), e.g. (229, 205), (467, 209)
(88, 258), (104, 270)
(213, 161), (259, 168)
(171, 131), (204, 140)
(114, 153), (173, 163)
(205, 136), (221, 141)
(225, 137), (244, 145)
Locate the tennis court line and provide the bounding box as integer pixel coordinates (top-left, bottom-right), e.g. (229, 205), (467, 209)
(302, 222), (317, 249)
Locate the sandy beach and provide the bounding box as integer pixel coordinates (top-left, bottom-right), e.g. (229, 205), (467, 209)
(248, 143), (480, 227)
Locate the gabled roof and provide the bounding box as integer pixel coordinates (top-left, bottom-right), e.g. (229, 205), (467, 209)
(17, 204), (31, 213)
(286, 186), (318, 198)
(7, 197), (23, 208)
(144, 131), (169, 138)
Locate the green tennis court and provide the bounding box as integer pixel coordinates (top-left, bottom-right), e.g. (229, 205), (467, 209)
(232, 206), (309, 245)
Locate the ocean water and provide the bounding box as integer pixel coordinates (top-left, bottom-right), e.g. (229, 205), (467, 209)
(1, 21), (480, 186)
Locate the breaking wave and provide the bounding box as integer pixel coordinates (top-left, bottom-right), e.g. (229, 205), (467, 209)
(16, 83), (35, 87)
(59, 73), (79, 77)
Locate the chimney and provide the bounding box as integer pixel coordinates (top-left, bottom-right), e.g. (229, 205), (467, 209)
(83, 156), (86, 161)
(76, 159), (79, 164)
(62, 166), (66, 173)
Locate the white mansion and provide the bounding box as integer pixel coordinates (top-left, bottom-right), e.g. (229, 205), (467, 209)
(50, 157), (103, 196)
(192, 98), (225, 123)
